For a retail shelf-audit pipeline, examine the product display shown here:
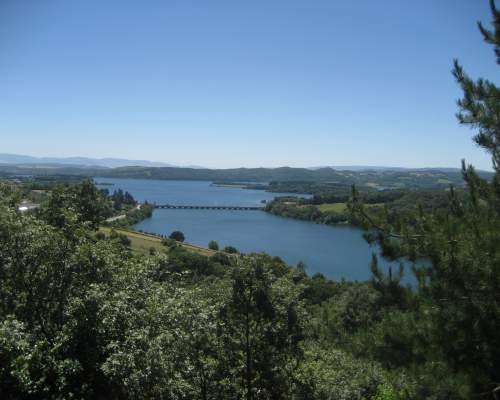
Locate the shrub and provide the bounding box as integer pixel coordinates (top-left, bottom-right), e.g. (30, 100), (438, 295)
(223, 245), (238, 254)
(208, 240), (219, 251)
(169, 231), (185, 242)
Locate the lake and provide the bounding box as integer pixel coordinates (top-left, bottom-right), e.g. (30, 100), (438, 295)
(95, 177), (410, 282)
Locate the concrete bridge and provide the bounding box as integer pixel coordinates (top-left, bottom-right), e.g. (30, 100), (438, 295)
(154, 204), (263, 211)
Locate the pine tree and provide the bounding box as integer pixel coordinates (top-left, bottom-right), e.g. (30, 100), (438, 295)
(350, 1), (500, 396)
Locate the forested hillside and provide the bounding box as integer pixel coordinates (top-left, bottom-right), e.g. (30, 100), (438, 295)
(0, 2), (499, 399)
(0, 163), (491, 189)
(0, 179), (404, 399)
(0, 176), (485, 399)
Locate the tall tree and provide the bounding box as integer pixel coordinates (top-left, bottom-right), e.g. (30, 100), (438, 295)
(350, 1), (500, 396)
(40, 179), (111, 230)
(219, 257), (305, 399)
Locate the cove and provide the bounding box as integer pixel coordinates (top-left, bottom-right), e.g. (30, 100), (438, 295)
(95, 177), (413, 282)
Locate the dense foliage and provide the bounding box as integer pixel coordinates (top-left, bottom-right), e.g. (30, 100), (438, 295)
(266, 189), (455, 226)
(0, 3), (498, 399)
(105, 203), (154, 228)
(350, 2), (500, 397)
(108, 188), (136, 211)
(1, 181), (397, 399)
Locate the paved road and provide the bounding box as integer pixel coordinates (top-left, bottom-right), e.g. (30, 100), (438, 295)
(106, 204), (141, 222)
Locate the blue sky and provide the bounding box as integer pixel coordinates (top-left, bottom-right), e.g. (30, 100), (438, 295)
(0, 0), (497, 169)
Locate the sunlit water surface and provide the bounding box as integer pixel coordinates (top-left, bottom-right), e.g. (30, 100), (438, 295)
(95, 177), (414, 282)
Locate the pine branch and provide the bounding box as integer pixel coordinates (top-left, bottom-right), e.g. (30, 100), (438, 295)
(350, 186), (423, 240)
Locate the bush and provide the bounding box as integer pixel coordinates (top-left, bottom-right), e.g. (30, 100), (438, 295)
(161, 238), (177, 248)
(169, 231), (185, 242)
(95, 231), (106, 240)
(208, 240), (219, 251)
(223, 245), (238, 254)
(109, 229), (131, 247)
(210, 252), (232, 266)
(119, 234), (131, 247)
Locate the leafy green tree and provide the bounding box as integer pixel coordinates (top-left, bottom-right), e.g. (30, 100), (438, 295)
(169, 230), (185, 242)
(0, 202), (123, 398)
(208, 240), (219, 251)
(110, 189), (136, 211)
(223, 245), (238, 254)
(302, 273), (340, 305)
(99, 268), (228, 399)
(0, 182), (21, 208)
(218, 256), (306, 399)
(314, 283), (382, 345)
(294, 344), (387, 400)
(371, 384), (398, 400)
(296, 261), (307, 274)
(39, 179), (112, 230)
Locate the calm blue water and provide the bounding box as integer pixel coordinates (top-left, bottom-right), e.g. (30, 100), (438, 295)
(95, 177), (411, 282)
(95, 178), (307, 207)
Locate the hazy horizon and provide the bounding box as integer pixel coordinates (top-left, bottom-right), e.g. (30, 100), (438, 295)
(1, 151), (494, 171)
(1, 0), (496, 170)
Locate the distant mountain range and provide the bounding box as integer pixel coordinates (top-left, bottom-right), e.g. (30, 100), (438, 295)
(1, 153), (494, 190)
(0, 153), (204, 169)
(0, 153), (474, 173)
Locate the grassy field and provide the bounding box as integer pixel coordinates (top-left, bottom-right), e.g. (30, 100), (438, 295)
(99, 227), (216, 257)
(317, 203), (348, 213)
(317, 202), (383, 213)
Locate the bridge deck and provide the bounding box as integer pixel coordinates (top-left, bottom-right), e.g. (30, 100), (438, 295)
(154, 204), (263, 211)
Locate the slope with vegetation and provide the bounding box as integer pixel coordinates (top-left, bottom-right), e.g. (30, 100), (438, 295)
(0, 2), (499, 399)
(0, 179), (399, 399)
(265, 188), (456, 226)
(0, 163), (492, 189)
